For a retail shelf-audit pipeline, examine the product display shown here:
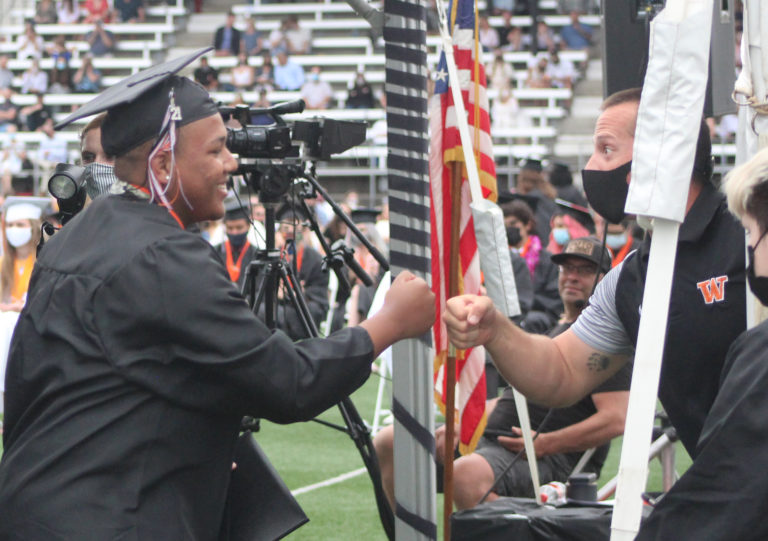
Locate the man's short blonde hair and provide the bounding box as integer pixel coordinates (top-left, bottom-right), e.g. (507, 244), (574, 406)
(722, 147), (768, 230)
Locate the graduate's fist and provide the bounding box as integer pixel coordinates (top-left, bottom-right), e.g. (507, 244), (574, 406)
(383, 271), (435, 340)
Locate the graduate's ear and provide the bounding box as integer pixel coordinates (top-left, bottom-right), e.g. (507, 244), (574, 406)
(148, 148), (173, 188)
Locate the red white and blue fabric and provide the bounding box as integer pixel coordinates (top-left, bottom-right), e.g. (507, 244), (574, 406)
(429, 0), (498, 454)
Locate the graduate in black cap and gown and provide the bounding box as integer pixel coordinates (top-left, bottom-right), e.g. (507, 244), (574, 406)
(268, 202), (329, 341)
(0, 48), (435, 540)
(216, 200), (258, 291)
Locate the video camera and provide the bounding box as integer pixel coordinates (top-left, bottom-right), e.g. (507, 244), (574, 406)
(219, 99), (367, 203)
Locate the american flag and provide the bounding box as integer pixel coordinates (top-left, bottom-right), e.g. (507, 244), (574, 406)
(429, 0), (498, 454)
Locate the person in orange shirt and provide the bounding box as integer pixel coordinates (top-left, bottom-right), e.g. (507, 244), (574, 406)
(1, 198), (44, 310)
(0, 197), (46, 420)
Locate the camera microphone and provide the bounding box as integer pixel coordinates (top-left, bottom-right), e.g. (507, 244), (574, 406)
(269, 99), (305, 116)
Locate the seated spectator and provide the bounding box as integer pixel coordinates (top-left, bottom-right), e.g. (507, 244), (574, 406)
(300, 66), (333, 110)
(241, 17), (264, 57)
(20, 60), (48, 95)
(487, 49), (514, 93)
(0, 89), (18, 133)
(546, 212), (590, 254)
(346, 72), (375, 109)
(284, 15), (311, 55)
(18, 93), (53, 132)
(269, 16), (311, 55)
(560, 10), (593, 50)
(114, 0), (145, 23)
(268, 18), (290, 52)
(254, 53), (275, 91)
(0, 57), (13, 90)
(514, 159), (559, 241)
(231, 53), (255, 91)
(374, 236), (628, 510)
(56, 0), (81, 24)
(250, 88), (273, 124)
(0, 135), (27, 193)
(37, 118), (69, 167)
(545, 48), (577, 89)
(193, 56), (218, 91)
(526, 55), (552, 88)
(47, 35), (73, 69)
(16, 21), (45, 60)
(35, 0), (58, 24)
(491, 88), (532, 131)
(478, 16), (500, 51)
(496, 12), (514, 47)
(214, 11), (241, 57)
(274, 50), (304, 91)
(252, 87), (271, 109)
(501, 25), (528, 52)
(83, 0), (112, 23)
(534, 21), (560, 52)
(73, 55), (102, 93)
(48, 62), (74, 94)
(86, 17), (116, 57)
(502, 198), (561, 333)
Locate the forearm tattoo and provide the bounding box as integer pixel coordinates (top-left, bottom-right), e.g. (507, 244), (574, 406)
(587, 352), (611, 372)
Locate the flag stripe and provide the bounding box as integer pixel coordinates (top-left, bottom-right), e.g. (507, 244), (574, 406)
(429, 0), (496, 454)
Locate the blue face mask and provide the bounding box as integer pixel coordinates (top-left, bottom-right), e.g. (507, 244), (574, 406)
(552, 227), (570, 246)
(605, 232), (628, 250)
(227, 232), (248, 248)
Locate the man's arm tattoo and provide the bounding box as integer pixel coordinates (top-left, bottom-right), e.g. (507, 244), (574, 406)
(587, 352), (611, 372)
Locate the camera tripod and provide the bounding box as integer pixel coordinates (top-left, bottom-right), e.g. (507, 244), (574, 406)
(239, 182), (395, 541)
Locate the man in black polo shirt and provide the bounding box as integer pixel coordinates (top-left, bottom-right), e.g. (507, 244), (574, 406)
(443, 87), (746, 461)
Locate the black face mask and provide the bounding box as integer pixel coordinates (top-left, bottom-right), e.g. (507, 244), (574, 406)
(748, 244), (768, 306)
(506, 226), (522, 247)
(581, 160), (632, 225)
(227, 231), (248, 249)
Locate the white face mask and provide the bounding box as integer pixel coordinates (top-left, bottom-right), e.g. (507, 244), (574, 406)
(6, 226), (32, 248)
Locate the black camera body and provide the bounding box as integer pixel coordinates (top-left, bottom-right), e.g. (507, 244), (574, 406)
(220, 100), (367, 203)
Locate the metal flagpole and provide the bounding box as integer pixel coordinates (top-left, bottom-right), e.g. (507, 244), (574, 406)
(611, 1), (714, 539)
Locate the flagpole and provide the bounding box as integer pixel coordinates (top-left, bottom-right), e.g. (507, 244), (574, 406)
(442, 161), (464, 540)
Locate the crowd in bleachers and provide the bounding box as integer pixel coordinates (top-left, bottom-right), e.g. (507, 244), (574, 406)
(0, 0), (748, 198)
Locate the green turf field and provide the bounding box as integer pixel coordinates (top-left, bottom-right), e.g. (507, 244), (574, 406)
(259, 373), (693, 540)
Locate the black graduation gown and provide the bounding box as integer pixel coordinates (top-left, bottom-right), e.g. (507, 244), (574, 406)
(0, 194), (373, 541)
(637, 320), (768, 540)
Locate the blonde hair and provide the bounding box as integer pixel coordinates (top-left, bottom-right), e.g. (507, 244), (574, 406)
(722, 146), (768, 225)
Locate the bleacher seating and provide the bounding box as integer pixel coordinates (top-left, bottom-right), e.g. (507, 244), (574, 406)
(0, 0), (624, 195)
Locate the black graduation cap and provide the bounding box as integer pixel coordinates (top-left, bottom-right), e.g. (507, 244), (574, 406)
(55, 47), (220, 158)
(521, 158), (542, 173)
(223, 199), (250, 222)
(497, 191), (539, 213)
(350, 207), (380, 224)
(549, 161), (573, 187)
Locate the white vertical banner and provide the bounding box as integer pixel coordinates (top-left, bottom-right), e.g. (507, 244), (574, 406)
(612, 1), (714, 540)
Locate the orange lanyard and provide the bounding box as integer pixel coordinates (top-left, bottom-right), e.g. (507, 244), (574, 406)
(225, 240), (250, 282)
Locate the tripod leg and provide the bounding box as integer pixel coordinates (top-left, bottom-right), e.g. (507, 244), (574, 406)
(277, 264), (317, 337)
(271, 260), (395, 540)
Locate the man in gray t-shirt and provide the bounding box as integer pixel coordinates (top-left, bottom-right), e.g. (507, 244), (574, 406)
(444, 87), (745, 458)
